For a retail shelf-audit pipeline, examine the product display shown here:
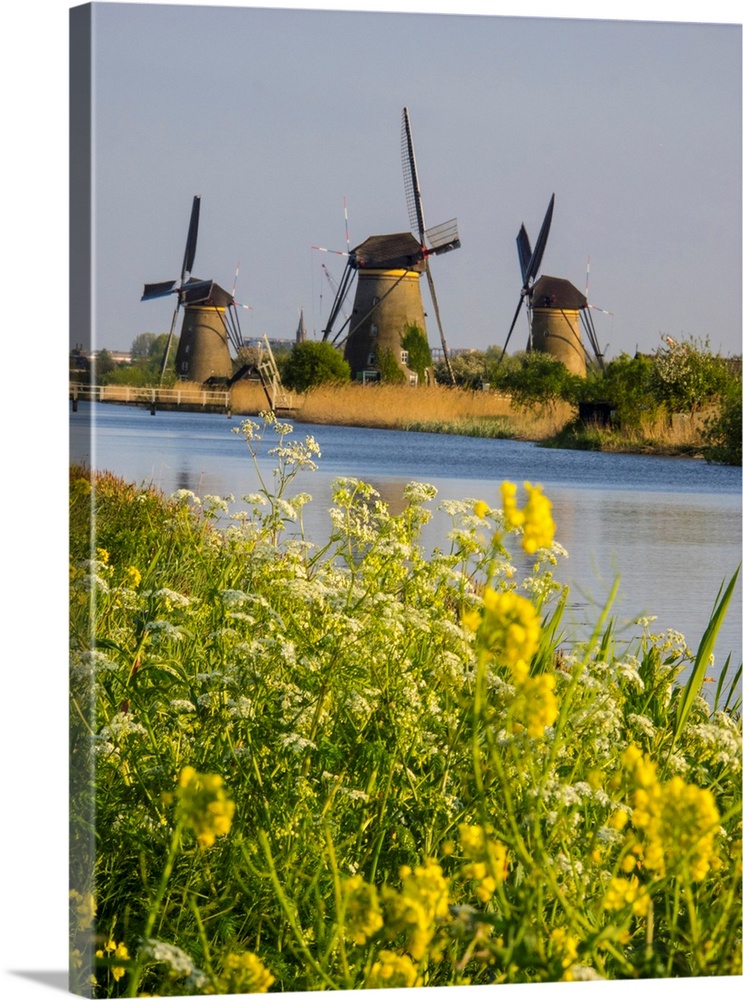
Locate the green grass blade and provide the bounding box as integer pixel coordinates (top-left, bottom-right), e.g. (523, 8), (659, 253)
(673, 565), (740, 745)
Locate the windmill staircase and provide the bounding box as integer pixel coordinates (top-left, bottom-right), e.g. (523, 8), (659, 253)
(256, 335), (294, 412)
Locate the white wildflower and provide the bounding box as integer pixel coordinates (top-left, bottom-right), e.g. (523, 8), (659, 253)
(170, 699), (196, 713)
(280, 733), (317, 754)
(628, 713), (656, 738)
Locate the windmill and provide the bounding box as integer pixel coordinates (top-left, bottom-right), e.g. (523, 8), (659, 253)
(141, 195), (248, 383)
(499, 194), (605, 376)
(320, 108), (460, 385)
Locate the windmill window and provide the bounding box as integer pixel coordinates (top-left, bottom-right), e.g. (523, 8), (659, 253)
(372, 297), (380, 306)
(181, 362), (189, 373)
(400, 350), (409, 365)
(367, 352), (376, 366)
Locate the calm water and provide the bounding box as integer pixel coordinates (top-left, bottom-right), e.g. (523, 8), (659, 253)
(71, 402), (742, 674)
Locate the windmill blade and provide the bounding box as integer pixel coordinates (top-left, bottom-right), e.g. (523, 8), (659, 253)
(516, 225), (532, 286)
(312, 244), (350, 257)
(141, 280), (177, 301)
(180, 195), (201, 283)
(498, 295), (526, 364)
(401, 106), (426, 242)
(425, 265), (457, 385)
(322, 257), (356, 342)
(424, 218), (460, 257)
(524, 193), (554, 286)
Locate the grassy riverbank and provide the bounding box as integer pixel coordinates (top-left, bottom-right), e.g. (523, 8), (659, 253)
(70, 415), (741, 995)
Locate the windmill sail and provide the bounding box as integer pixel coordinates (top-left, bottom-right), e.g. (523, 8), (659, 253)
(499, 193), (555, 362)
(401, 107), (458, 384)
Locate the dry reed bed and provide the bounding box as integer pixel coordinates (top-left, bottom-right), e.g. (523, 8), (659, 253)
(229, 381), (576, 440)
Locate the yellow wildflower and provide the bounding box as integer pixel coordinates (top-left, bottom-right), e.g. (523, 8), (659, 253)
(69, 889), (96, 932)
(510, 672), (558, 738)
(220, 951), (275, 993)
(176, 766), (235, 848)
(622, 746), (720, 880)
(459, 823), (509, 901)
(549, 927), (579, 975)
(96, 937), (129, 982)
(124, 565), (142, 588)
(478, 587), (541, 670)
(382, 859), (450, 961)
(367, 949), (422, 988)
(96, 547), (110, 565)
(501, 481), (525, 527)
(342, 875), (384, 944)
(474, 500), (489, 519)
(501, 481), (555, 553)
(521, 482), (555, 554)
(602, 876), (651, 917)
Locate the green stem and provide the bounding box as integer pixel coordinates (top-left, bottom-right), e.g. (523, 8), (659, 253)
(256, 829), (340, 990)
(125, 822), (183, 997)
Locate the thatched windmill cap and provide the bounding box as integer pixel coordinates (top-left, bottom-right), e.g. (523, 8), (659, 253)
(531, 275), (587, 310)
(353, 232), (425, 271)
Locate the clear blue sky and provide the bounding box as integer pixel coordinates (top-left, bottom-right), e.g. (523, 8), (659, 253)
(79, 2), (741, 360)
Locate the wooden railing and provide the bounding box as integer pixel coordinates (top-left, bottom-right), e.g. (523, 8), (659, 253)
(70, 383), (231, 409)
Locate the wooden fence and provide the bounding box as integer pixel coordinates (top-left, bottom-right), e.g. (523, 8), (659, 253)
(70, 382), (232, 411)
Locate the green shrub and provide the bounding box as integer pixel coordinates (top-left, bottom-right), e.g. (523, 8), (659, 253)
(499, 352), (575, 408)
(401, 322), (432, 383)
(650, 336), (731, 415)
(281, 340), (350, 392)
(703, 377), (742, 465)
(377, 347), (406, 384)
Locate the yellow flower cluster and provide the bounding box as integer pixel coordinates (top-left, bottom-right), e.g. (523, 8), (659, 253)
(501, 481), (555, 554)
(367, 949), (422, 988)
(69, 889), (96, 932)
(458, 823), (508, 903)
(176, 766), (235, 849)
(549, 927), (580, 978)
(473, 587), (542, 672)
(96, 937), (130, 982)
(621, 745), (720, 880)
(124, 565), (142, 588)
(510, 673), (559, 737)
(342, 874), (384, 945)
(383, 859), (450, 961)
(218, 950), (275, 993)
(601, 875), (651, 917)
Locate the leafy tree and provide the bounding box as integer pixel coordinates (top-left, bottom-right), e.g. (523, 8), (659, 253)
(650, 336), (731, 414)
(702, 377), (742, 466)
(401, 323), (432, 384)
(93, 349), (117, 381)
(131, 332), (159, 359)
(281, 340), (350, 392)
(499, 352), (575, 408)
(434, 350), (488, 388)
